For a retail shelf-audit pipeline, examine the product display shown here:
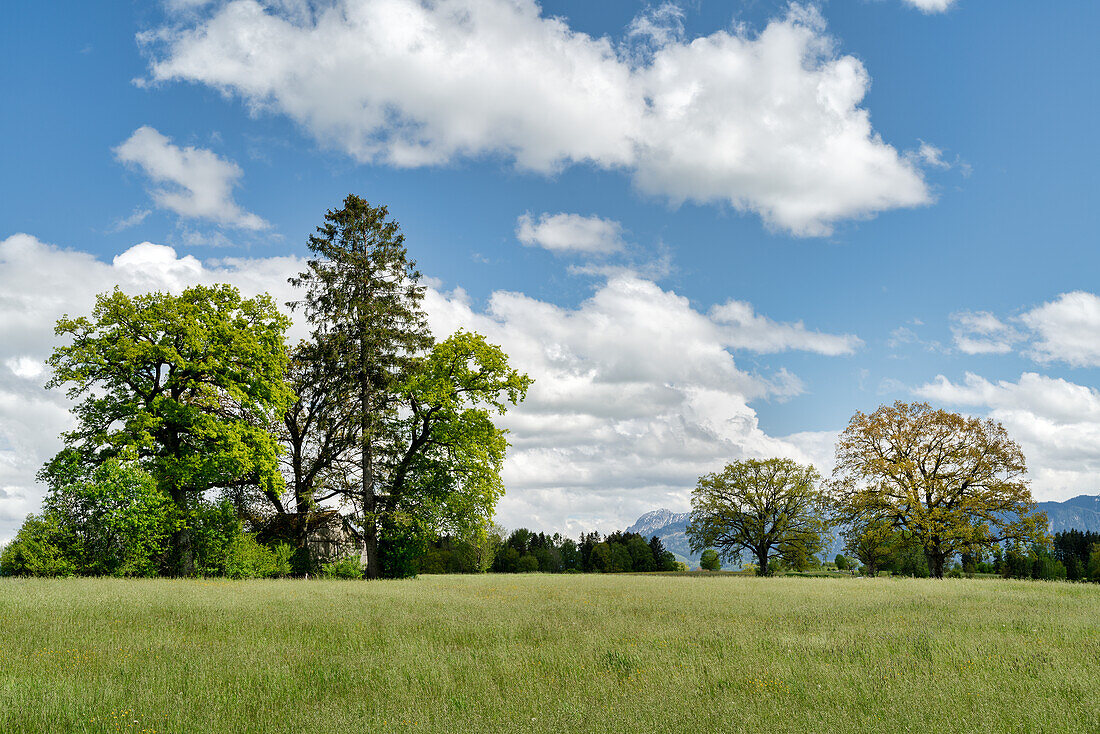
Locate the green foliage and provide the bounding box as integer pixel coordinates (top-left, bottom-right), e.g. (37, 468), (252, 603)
(835, 554), (850, 571)
(42, 458), (173, 577)
(44, 284), (292, 575)
(321, 555), (364, 580)
(699, 549), (721, 571)
(688, 458), (829, 577)
(516, 554), (539, 572)
(378, 513), (430, 579)
(224, 534), (292, 579)
(0, 515), (74, 577)
(1088, 544), (1100, 582)
(590, 542), (613, 572)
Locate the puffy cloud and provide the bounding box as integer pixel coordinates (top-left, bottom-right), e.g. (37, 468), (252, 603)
(915, 372), (1100, 500)
(516, 212), (624, 255)
(950, 310), (1023, 355)
(114, 126), (268, 230)
(143, 0), (929, 236)
(0, 233), (854, 542)
(423, 274), (848, 534)
(903, 0), (956, 12)
(1020, 291), (1100, 367)
(710, 301), (862, 355)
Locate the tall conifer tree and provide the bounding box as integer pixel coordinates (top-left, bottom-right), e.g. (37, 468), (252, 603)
(290, 195), (432, 578)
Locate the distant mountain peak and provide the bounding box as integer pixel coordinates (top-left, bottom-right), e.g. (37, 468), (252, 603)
(626, 508), (689, 538)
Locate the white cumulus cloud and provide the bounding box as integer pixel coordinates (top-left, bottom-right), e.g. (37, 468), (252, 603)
(114, 126), (268, 230)
(903, 0), (957, 13)
(516, 212), (625, 255)
(142, 0), (929, 236)
(915, 371), (1100, 501)
(1020, 291), (1100, 367)
(0, 232), (855, 543)
(950, 310), (1023, 355)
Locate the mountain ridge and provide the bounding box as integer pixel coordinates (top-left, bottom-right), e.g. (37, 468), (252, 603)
(626, 494), (1100, 567)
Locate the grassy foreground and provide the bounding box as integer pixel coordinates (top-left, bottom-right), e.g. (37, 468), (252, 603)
(1, 574), (1097, 733)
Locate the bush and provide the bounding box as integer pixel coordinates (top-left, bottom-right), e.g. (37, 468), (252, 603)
(834, 554), (850, 571)
(0, 514), (74, 577)
(224, 534), (292, 579)
(516, 554), (539, 572)
(321, 555), (364, 579)
(41, 458), (173, 577)
(700, 549), (721, 571)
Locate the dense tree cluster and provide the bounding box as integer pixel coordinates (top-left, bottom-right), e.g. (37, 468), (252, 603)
(1, 206), (1096, 588)
(0, 195), (530, 579)
(488, 529), (680, 574)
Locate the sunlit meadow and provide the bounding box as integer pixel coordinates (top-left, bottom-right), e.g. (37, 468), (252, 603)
(1, 574), (1097, 733)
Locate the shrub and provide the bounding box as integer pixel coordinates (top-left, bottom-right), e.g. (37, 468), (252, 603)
(0, 514), (74, 577)
(700, 549), (721, 571)
(321, 555), (364, 579)
(516, 554), (539, 573)
(834, 554), (850, 571)
(42, 458), (173, 577)
(224, 534), (292, 579)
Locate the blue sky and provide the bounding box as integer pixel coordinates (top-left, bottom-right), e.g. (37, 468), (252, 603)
(3, 0), (1100, 540)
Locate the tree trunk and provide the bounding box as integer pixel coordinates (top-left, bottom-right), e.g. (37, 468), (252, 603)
(360, 350), (381, 579)
(757, 548), (769, 577)
(927, 548), (946, 579)
(169, 486), (195, 577)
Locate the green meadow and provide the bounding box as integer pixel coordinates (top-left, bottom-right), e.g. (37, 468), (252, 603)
(1, 574), (1097, 733)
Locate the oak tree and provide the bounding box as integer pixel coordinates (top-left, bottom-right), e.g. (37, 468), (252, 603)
(687, 458), (829, 577)
(44, 285), (292, 575)
(830, 401), (1047, 579)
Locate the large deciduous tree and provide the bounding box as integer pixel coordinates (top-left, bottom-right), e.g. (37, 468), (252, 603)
(44, 285), (292, 575)
(687, 458), (829, 577)
(377, 330), (531, 577)
(288, 195), (530, 578)
(829, 401), (1047, 579)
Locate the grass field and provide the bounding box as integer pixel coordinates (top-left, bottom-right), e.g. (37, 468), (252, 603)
(1, 574), (1097, 733)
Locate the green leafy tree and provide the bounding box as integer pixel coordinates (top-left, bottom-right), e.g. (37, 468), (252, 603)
(43, 457), (174, 577)
(1088, 544), (1100, 582)
(831, 402), (1047, 579)
(44, 285), (292, 575)
(626, 535), (656, 571)
(699, 548), (721, 571)
(0, 515), (73, 577)
(590, 542), (613, 572)
(385, 331), (531, 549)
(844, 518), (901, 578)
(687, 458), (829, 577)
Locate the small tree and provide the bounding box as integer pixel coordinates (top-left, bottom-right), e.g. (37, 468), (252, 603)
(844, 518), (901, 578)
(834, 554), (849, 571)
(699, 549), (721, 571)
(687, 458), (829, 577)
(1088, 544), (1100, 582)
